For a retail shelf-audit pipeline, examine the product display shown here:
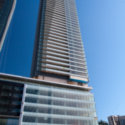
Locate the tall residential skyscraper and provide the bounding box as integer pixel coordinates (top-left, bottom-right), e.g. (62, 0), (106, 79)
(0, 0), (98, 125)
(31, 0), (88, 84)
(0, 0), (16, 51)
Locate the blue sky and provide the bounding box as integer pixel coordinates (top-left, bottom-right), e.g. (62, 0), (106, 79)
(0, 0), (125, 121)
(77, 0), (125, 121)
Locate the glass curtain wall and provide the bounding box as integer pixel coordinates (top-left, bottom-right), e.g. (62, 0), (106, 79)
(21, 84), (98, 125)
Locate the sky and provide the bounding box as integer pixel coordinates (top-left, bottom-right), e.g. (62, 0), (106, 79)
(0, 0), (125, 122)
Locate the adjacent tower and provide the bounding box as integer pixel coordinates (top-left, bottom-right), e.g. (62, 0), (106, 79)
(0, 0), (16, 51)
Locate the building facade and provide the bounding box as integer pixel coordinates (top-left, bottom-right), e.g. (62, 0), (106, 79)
(30, 0), (98, 124)
(31, 0), (88, 84)
(108, 116), (125, 125)
(0, 73), (98, 125)
(0, 74), (23, 125)
(0, 0), (16, 51)
(0, 0), (98, 125)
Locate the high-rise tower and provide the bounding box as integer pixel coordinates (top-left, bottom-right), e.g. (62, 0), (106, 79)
(0, 0), (98, 125)
(0, 0), (16, 51)
(31, 0), (88, 84)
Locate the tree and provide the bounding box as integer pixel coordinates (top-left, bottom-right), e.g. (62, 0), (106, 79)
(99, 120), (109, 125)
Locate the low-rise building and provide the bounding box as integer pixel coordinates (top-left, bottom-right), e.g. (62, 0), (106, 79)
(108, 115), (125, 125)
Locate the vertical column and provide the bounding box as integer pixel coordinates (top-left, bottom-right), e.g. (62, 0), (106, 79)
(19, 84), (27, 125)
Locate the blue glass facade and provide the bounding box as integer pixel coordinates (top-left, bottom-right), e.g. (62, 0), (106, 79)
(0, 0), (15, 51)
